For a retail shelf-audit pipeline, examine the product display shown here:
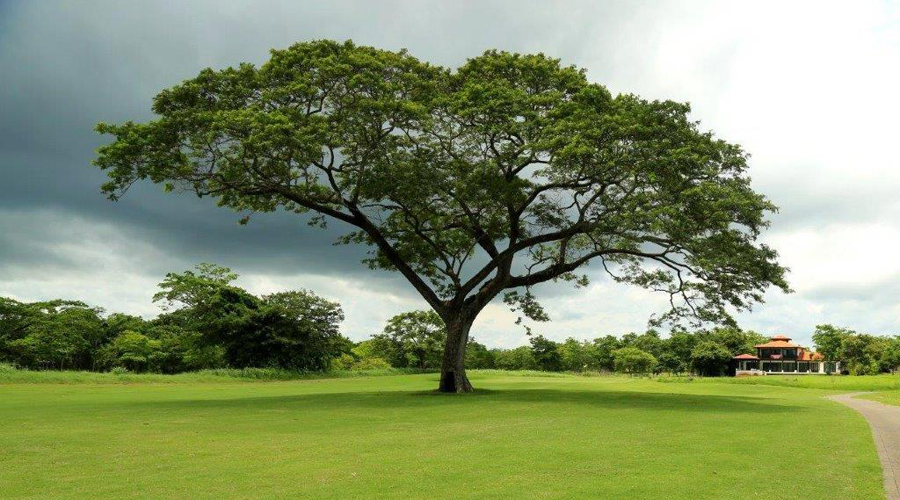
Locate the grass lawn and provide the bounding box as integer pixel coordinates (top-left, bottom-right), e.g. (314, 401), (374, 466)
(860, 390), (900, 407)
(661, 372), (900, 391)
(0, 371), (885, 499)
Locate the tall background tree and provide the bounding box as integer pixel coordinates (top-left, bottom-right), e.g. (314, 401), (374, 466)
(94, 40), (789, 392)
(380, 310), (446, 371)
(153, 263), (346, 371)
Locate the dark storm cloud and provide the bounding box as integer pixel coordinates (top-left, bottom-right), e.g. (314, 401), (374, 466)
(0, 0), (634, 285)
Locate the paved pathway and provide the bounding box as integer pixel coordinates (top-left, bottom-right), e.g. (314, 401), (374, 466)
(828, 393), (900, 500)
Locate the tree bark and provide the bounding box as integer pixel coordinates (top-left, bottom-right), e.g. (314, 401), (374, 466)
(438, 313), (474, 393)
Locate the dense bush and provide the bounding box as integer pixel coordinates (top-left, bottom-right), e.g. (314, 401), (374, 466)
(494, 346), (537, 370)
(613, 347), (658, 375)
(465, 339), (495, 369)
(690, 340), (733, 376)
(813, 325), (900, 375)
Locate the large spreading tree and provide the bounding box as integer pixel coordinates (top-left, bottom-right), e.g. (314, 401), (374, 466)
(94, 40), (788, 392)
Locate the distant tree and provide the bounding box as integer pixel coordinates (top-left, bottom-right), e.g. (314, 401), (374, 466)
(382, 310), (446, 371)
(812, 324), (853, 361)
(706, 327), (765, 355)
(840, 334), (882, 375)
(101, 331), (160, 372)
(656, 352), (683, 374)
(465, 339), (495, 369)
(529, 335), (562, 371)
(663, 331), (697, 373)
(7, 301), (108, 370)
(353, 336), (403, 367)
(495, 346), (537, 371)
(151, 324), (225, 373)
(349, 356), (392, 370)
(690, 340), (732, 376)
(629, 330), (665, 359)
(94, 40), (789, 391)
(153, 263), (240, 313)
(559, 337), (599, 372)
(880, 338), (900, 373)
(619, 333), (639, 348)
(155, 264), (346, 370)
(262, 290), (347, 368)
(105, 313), (150, 337)
(0, 298), (45, 359)
(592, 336), (621, 372)
(613, 347), (657, 375)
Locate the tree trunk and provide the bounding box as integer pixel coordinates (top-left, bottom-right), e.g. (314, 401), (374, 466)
(438, 314), (474, 393)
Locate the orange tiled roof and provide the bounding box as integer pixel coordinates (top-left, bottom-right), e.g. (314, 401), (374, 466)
(754, 340), (802, 348)
(799, 351), (824, 361)
(734, 354), (759, 360)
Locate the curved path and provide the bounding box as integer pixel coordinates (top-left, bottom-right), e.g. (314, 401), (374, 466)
(828, 393), (900, 500)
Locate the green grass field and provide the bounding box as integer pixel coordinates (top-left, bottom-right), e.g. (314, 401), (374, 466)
(861, 390), (900, 406)
(0, 371), (887, 499)
(661, 372), (900, 391)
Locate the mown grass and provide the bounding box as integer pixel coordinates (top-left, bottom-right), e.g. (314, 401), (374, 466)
(0, 363), (421, 384)
(658, 372), (900, 391)
(859, 391), (900, 406)
(0, 370), (884, 499)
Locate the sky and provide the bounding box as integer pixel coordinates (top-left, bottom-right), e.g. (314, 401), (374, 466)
(1, 0), (899, 348)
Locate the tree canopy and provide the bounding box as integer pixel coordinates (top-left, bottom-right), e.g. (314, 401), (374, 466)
(380, 310), (446, 371)
(94, 40), (789, 391)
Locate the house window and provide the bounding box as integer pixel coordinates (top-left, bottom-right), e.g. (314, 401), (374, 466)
(783, 362), (796, 372)
(809, 363), (819, 373)
(798, 362), (809, 373)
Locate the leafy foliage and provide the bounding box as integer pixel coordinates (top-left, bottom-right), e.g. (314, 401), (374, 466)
(155, 264), (347, 370)
(690, 340), (733, 377)
(381, 310), (446, 371)
(530, 335), (563, 371)
(464, 339), (495, 369)
(494, 346), (538, 371)
(811, 324), (900, 375)
(613, 347), (658, 375)
(0, 264), (347, 373)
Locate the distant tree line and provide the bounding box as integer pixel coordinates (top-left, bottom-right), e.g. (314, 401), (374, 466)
(2, 265), (899, 377)
(0, 264), (350, 373)
(343, 315), (900, 377)
(812, 325), (900, 375)
(348, 318), (774, 377)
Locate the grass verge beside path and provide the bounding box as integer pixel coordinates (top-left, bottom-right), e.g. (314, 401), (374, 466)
(658, 373), (900, 391)
(0, 371), (884, 499)
(860, 391), (900, 407)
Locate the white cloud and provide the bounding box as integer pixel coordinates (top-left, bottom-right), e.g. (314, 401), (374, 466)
(0, 210), (182, 317)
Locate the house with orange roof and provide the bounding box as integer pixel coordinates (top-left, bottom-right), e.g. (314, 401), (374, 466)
(733, 335), (841, 375)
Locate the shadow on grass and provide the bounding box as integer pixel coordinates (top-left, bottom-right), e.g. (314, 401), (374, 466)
(121, 387), (804, 415)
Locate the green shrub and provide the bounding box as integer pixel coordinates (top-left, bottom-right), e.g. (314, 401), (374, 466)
(351, 357), (392, 371)
(494, 346), (537, 370)
(613, 347), (657, 375)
